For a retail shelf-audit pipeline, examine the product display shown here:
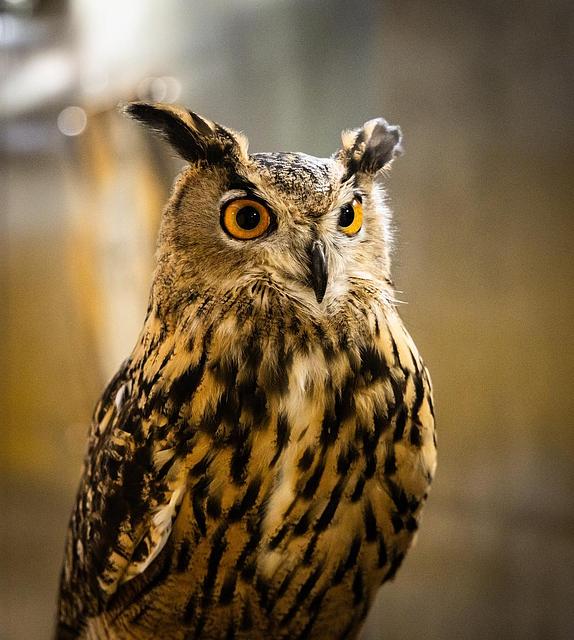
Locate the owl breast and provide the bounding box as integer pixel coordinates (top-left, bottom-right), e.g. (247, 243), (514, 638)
(89, 287), (436, 640)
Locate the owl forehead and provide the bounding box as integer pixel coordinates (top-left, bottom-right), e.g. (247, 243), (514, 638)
(249, 152), (343, 213)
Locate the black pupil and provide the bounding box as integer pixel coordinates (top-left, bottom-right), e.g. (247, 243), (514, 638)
(339, 204), (355, 228)
(236, 206), (261, 230)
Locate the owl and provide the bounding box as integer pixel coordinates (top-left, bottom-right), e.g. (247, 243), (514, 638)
(55, 102), (437, 640)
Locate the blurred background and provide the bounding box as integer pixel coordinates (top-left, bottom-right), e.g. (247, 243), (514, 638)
(1, 0), (573, 638)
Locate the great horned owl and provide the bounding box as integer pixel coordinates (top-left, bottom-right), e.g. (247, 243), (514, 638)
(56, 103), (437, 640)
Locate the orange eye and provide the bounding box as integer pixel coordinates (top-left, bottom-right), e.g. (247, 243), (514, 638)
(221, 198), (271, 240)
(338, 198), (363, 236)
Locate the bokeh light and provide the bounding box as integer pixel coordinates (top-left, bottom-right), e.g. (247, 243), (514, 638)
(56, 106), (87, 136)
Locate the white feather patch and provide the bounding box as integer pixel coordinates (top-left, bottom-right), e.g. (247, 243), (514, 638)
(121, 484), (185, 583)
(114, 383), (130, 411)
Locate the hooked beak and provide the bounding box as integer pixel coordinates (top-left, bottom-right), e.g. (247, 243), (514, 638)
(310, 239), (328, 304)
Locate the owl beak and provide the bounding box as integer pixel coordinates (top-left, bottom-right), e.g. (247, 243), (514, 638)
(310, 239), (328, 304)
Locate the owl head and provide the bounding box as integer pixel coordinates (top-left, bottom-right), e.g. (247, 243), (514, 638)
(125, 103), (402, 315)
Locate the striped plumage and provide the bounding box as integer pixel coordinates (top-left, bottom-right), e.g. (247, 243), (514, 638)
(56, 103), (437, 640)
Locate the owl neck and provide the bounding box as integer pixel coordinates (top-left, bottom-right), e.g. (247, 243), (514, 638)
(136, 276), (398, 404)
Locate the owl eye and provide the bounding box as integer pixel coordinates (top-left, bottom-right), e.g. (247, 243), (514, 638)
(338, 198), (363, 236)
(221, 198), (271, 240)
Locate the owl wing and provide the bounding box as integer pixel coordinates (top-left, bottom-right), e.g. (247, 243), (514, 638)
(57, 358), (190, 630)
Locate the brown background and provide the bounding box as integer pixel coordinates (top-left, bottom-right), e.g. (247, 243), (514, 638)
(2, 1), (573, 638)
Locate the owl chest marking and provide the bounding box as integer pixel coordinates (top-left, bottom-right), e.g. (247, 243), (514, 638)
(148, 305), (435, 621)
(95, 295), (436, 640)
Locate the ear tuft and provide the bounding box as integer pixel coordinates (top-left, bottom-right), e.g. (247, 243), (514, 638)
(338, 117), (403, 179)
(122, 102), (248, 165)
